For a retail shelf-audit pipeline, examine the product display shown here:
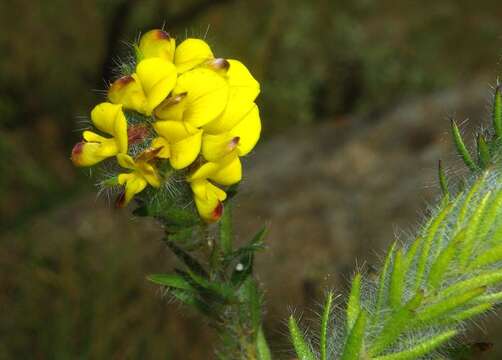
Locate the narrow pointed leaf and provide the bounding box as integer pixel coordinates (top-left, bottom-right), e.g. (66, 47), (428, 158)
(477, 134), (491, 168)
(341, 311), (367, 360)
(346, 273), (362, 331)
(372, 330), (457, 360)
(493, 85), (502, 138)
(147, 273), (195, 291)
(289, 316), (316, 360)
(438, 160), (450, 197)
(321, 292), (334, 360)
(257, 327), (272, 360)
(451, 119), (478, 172)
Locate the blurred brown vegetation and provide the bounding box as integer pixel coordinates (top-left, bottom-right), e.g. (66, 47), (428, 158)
(1, 0), (502, 358)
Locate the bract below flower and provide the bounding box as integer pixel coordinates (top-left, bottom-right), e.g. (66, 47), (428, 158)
(151, 120), (202, 169)
(137, 29), (176, 62)
(71, 102), (128, 167)
(203, 59), (260, 134)
(155, 68), (229, 127)
(108, 58), (177, 116)
(116, 153), (161, 207)
(174, 38), (214, 74)
(201, 104), (261, 162)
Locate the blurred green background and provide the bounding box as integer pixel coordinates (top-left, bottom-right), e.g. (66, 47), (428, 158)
(1, 0), (502, 358)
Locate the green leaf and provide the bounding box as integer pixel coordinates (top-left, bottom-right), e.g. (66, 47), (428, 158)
(238, 278), (262, 332)
(389, 250), (404, 308)
(413, 203), (453, 292)
(183, 268), (237, 303)
(370, 293), (424, 356)
(169, 288), (212, 316)
(417, 287), (485, 324)
(428, 230), (465, 289)
(165, 240), (208, 278)
(459, 191), (492, 267)
(346, 273), (362, 331)
(372, 330), (457, 360)
(288, 316), (315, 360)
(493, 85), (502, 138)
(438, 160), (450, 197)
(477, 134), (491, 168)
(147, 273), (195, 291)
(231, 252), (254, 287)
(375, 242), (397, 317)
(256, 326), (272, 360)
(320, 292), (334, 360)
(223, 226), (267, 267)
(340, 311), (367, 360)
(451, 119), (478, 172)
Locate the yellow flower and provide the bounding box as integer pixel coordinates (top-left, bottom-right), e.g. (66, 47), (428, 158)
(137, 29), (176, 62)
(151, 120), (202, 169)
(201, 59), (261, 161)
(116, 153), (161, 207)
(71, 103), (128, 167)
(187, 153), (242, 222)
(174, 38), (214, 74)
(108, 57), (177, 116)
(155, 68), (229, 127)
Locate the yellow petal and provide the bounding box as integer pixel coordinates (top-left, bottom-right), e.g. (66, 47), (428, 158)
(151, 137), (171, 159)
(117, 153), (136, 170)
(153, 120), (197, 142)
(226, 59), (260, 98)
(138, 29), (176, 61)
(169, 68), (229, 127)
(203, 60), (260, 133)
(203, 89), (255, 133)
(229, 104), (261, 156)
(135, 58), (177, 114)
(202, 104), (260, 160)
(188, 161), (220, 182)
(83, 130), (108, 143)
(121, 175), (148, 206)
(113, 110), (128, 153)
(90, 102), (122, 135)
(154, 94), (187, 121)
(71, 141), (108, 167)
(201, 132), (239, 161)
(190, 179), (226, 222)
(170, 131), (202, 169)
(174, 38), (214, 73)
(153, 121), (202, 169)
(208, 156), (242, 186)
(108, 75), (147, 113)
(137, 162), (161, 187)
(188, 152), (240, 185)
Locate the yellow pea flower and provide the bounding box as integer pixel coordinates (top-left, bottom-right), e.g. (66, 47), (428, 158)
(203, 59), (260, 134)
(187, 153), (242, 222)
(155, 68), (229, 128)
(108, 57), (177, 116)
(174, 38), (214, 74)
(71, 103), (128, 167)
(116, 153), (161, 207)
(151, 120), (202, 169)
(137, 29), (176, 62)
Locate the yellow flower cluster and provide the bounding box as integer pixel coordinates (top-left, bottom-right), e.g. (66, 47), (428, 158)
(71, 29), (261, 222)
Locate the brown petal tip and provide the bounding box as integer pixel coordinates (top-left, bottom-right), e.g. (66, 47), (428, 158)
(212, 202), (224, 221)
(208, 58), (230, 71)
(71, 142), (84, 166)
